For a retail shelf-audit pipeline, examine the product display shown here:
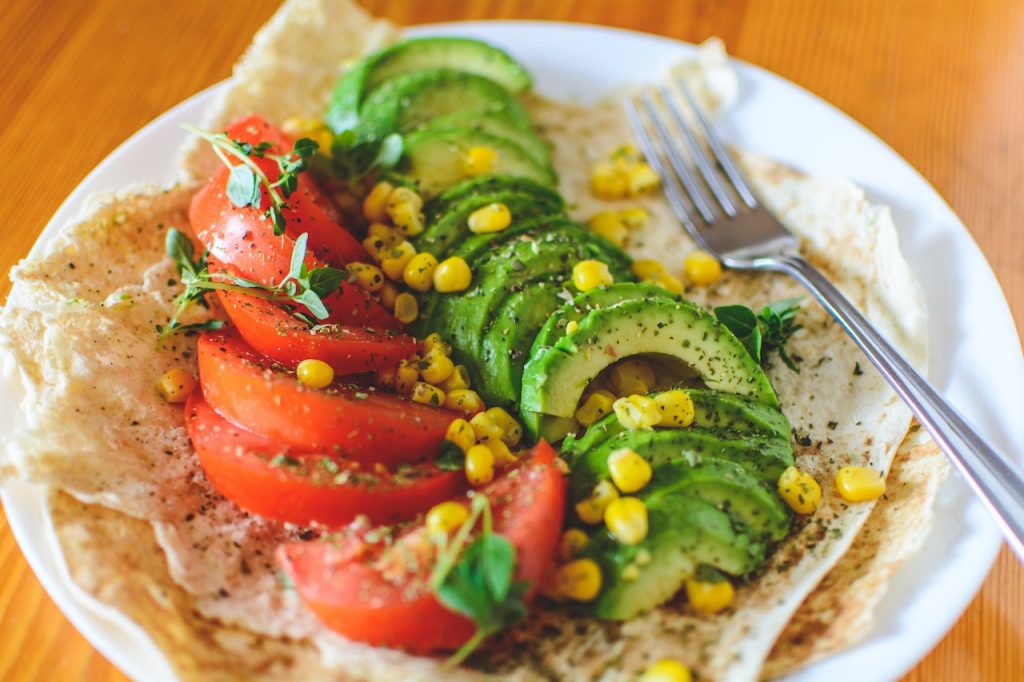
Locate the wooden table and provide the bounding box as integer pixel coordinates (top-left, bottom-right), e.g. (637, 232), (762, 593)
(1, 0), (1021, 679)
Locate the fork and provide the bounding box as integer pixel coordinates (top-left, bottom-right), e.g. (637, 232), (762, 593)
(626, 78), (1024, 564)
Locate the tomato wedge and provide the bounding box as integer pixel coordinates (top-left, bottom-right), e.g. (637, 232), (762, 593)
(277, 441), (566, 653)
(185, 391), (464, 526)
(197, 328), (455, 464)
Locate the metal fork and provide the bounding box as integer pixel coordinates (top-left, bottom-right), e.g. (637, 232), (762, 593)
(626, 78), (1024, 563)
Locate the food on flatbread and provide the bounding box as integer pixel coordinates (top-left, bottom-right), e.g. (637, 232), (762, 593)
(0, 1), (942, 680)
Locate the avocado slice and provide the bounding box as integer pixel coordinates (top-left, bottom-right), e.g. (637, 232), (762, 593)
(398, 126), (557, 196)
(580, 492), (764, 620)
(561, 388), (793, 463)
(570, 427), (794, 495)
(520, 297), (779, 440)
(425, 110), (551, 167)
(327, 37), (532, 131)
(426, 174), (563, 222)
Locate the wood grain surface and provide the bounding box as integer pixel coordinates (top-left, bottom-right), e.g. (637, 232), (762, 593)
(1, 0), (1021, 680)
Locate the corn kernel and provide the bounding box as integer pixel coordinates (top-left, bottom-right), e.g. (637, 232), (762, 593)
(635, 549), (652, 566)
(345, 262), (385, 292)
(566, 320), (579, 335)
(469, 411), (504, 444)
(363, 181), (394, 224)
(410, 381), (445, 407)
(604, 496), (648, 545)
(651, 273), (684, 295)
(393, 292), (419, 324)
(387, 187), (425, 236)
(420, 347), (455, 384)
(622, 564), (640, 582)
(426, 500), (469, 537)
(296, 359), (334, 389)
(552, 558), (602, 601)
(653, 390), (695, 428)
(467, 202), (512, 234)
(421, 332), (451, 356)
(484, 407), (522, 446)
(836, 466), (887, 502)
(558, 529), (589, 561)
(445, 418), (476, 453)
(626, 162), (660, 195)
(462, 145), (498, 176)
(403, 252), (439, 292)
(156, 368), (197, 403)
(777, 466), (822, 514)
(395, 357), (420, 395)
(683, 250), (723, 287)
(685, 577), (734, 614)
(587, 211), (628, 246)
(575, 480), (620, 524)
(613, 394), (662, 430)
(446, 388), (483, 414)
(486, 438), (517, 467)
(441, 364), (471, 392)
(640, 659), (693, 682)
(607, 448), (653, 493)
(620, 207), (649, 229)
(362, 236), (386, 262)
(367, 221), (404, 245)
(433, 256), (472, 293)
(591, 161), (628, 200)
(609, 358), (655, 396)
(465, 444), (495, 485)
(379, 280), (401, 310)
(631, 258), (666, 280)
(572, 260), (614, 292)
(575, 389), (616, 426)
(281, 116), (333, 152)
(380, 240), (417, 281)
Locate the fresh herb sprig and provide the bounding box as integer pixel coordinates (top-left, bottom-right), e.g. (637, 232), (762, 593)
(715, 297), (804, 371)
(429, 495), (528, 666)
(329, 129), (404, 184)
(183, 124), (318, 235)
(157, 228), (344, 341)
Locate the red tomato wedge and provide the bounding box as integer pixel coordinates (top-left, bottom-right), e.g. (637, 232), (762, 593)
(185, 391), (464, 526)
(277, 441), (566, 653)
(197, 328), (455, 464)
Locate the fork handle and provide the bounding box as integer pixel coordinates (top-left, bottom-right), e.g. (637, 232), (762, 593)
(767, 253), (1024, 563)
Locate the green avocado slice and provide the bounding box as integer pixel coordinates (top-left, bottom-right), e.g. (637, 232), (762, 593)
(425, 110), (551, 167)
(426, 174), (563, 221)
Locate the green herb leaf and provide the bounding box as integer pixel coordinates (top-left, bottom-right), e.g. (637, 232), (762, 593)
(435, 441), (466, 471)
(695, 564), (727, 583)
(308, 268), (346, 299)
(715, 298), (803, 372)
(714, 305), (758, 340)
(226, 165), (262, 209)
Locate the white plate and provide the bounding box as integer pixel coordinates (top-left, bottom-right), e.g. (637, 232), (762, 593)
(4, 21), (1023, 682)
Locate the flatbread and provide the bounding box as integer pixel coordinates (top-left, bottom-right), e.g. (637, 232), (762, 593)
(0, 0), (945, 679)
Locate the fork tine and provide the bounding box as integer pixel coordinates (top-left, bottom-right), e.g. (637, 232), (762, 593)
(676, 77), (758, 209)
(638, 92), (717, 225)
(658, 84), (738, 217)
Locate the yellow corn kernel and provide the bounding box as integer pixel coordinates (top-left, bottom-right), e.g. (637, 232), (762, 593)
(403, 252), (439, 292)
(640, 660), (693, 682)
(566, 320), (579, 335)
(777, 466), (822, 515)
(572, 259), (614, 292)
(410, 381), (446, 407)
(613, 394), (662, 430)
(420, 347), (455, 384)
(486, 438), (517, 467)
(379, 280), (401, 310)
(156, 368), (197, 403)
(604, 496), (648, 545)
(484, 407), (522, 447)
(552, 558), (602, 602)
(607, 448), (653, 494)
(653, 390), (696, 428)
(625, 162), (660, 195)
(465, 444), (495, 486)
(609, 358), (655, 396)
(558, 529), (589, 561)
(296, 359), (334, 389)
(395, 357), (420, 395)
(387, 186), (425, 236)
(587, 211), (628, 246)
(380, 240), (417, 281)
(467, 202), (512, 234)
(462, 145), (498, 176)
(575, 480), (620, 524)
(651, 273), (684, 295)
(281, 116), (333, 152)
(469, 411), (504, 444)
(575, 389), (616, 426)
(363, 181), (394, 224)
(367, 221), (405, 245)
(836, 466), (887, 502)
(426, 500), (469, 537)
(591, 161), (628, 200)
(445, 388), (483, 414)
(620, 207), (649, 229)
(622, 564), (641, 582)
(683, 250), (723, 287)
(631, 258), (666, 280)
(635, 548), (652, 566)
(345, 262), (385, 292)
(685, 577), (734, 614)
(393, 292), (419, 324)
(421, 332), (451, 356)
(445, 418), (476, 453)
(362, 236), (386, 262)
(441, 364), (471, 392)
(433, 256), (473, 293)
